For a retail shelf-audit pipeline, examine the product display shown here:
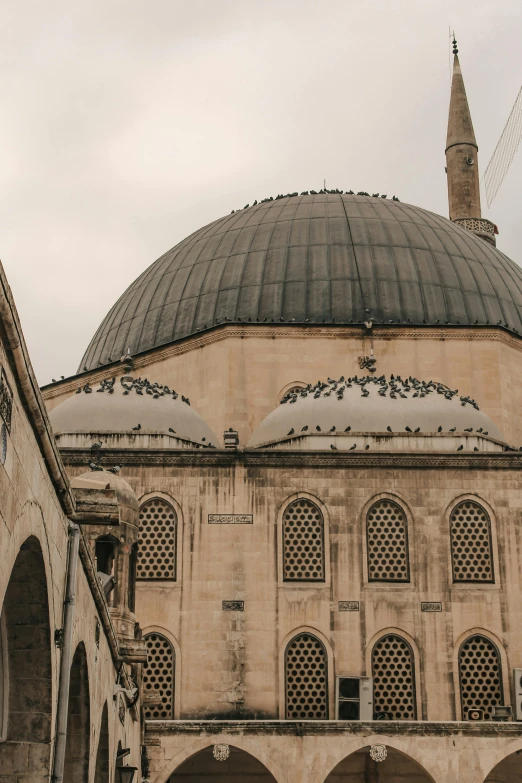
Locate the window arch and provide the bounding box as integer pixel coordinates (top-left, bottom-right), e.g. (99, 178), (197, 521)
(458, 634), (503, 719)
(137, 498), (177, 580)
(143, 633), (175, 719)
(371, 634), (416, 719)
(450, 500), (494, 582)
(285, 633), (328, 719)
(366, 499), (410, 582)
(282, 498), (325, 581)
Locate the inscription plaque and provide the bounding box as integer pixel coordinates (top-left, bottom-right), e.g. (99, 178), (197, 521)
(222, 600), (244, 611)
(209, 514), (253, 524)
(421, 602), (442, 612)
(338, 601), (360, 612)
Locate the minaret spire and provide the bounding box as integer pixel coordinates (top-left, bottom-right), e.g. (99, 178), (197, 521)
(445, 36), (481, 221)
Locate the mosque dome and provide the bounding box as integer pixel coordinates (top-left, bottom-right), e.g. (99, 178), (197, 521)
(79, 193), (522, 372)
(49, 376), (218, 446)
(247, 374), (503, 448)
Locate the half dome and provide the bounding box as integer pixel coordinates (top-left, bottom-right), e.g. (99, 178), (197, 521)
(50, 376), (218, 446)
(247, 374), (503, 448)
(79, 193), (522, 371)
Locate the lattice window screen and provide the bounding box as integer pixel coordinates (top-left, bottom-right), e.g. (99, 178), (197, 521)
(143, 633), (175, 719)
(285, 633), (328, 719)
(366, 500), (409, 581)
(283, 499), (325, 581)
(450, 501), (494, 582)
(372, 634), (416, 719)
(459, 635), (503, 719)
(137, 498), (177, 580)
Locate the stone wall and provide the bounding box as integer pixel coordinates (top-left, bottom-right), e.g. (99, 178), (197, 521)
(0, 325), (141, 780)
(42, 325), (522, 447)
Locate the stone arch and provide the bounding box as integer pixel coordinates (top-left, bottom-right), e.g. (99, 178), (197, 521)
(0, 536), (53, 779)
(94, 702), (109, 783)
(64, 641), (90, 782)
(168, 743), (280, 781)
(323, 744), (437, 783)
(483, 743), (522, 782)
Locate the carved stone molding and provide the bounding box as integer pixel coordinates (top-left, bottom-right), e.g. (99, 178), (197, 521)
(41, 323), (522, 400)
(370, 744), (387, 762)
(212, 744), (230, 761)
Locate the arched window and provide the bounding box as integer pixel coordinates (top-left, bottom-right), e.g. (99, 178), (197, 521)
(459, 635), (503, 719)
(372, 634), (416, 719)
(285, 633), (328, 719)
(282, 499), (325, 581)
(137, 498), (177, 580)
(450, 501), (494, 582)
(366, 499), (410, 582)
(143, 633), (175, 719)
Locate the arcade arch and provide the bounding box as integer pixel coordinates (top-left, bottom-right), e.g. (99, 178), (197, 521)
(323, 745), (436, 783)
(0, 536), (52, 778)
(168, 744), (279, 781)
(64, 642), (90, 782)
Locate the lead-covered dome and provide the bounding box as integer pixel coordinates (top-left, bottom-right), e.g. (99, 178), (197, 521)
(79, 193), (522, 371)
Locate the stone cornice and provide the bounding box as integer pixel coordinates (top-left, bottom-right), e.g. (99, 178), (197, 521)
(58, 448), (522, 471)
(41, 323), (522, 401)
(145, 718), (522, 738)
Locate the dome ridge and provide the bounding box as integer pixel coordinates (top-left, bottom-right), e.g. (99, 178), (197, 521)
(79, 193), (522, 372)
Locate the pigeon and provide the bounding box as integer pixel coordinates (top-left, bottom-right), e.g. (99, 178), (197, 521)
(457, 444), (464, 451)
(387, 426), (392, 433)
(365, 444), (370, 450)
(405, 426), (412, 432)
(414, 427), (420, 433)
(330, 443), (338, 450)
(330, 426), (336, 432)
(316, 425), (321, 432)
(132, 424), (141, 431)
(477, 427), (483, 433)
(449, 427), (456, 432)
(287, 428), (295, 436)
(344, 426), (351, 432)
(483, 431), (488, 435)
(89, 462), (103, 472)
(437, 426), (443, 432)
(90, 441), (102, 450)
(169, 427), (176, 433)
(108, 466), (121, 474)
(349, 443), (357, 450)
(464, 427), (473, 432)
(473, 447), (479, 452)
(301, 425), (309, 432)
(52, 378), (57, 383)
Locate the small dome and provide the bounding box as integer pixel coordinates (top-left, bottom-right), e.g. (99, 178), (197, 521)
(71, 469), (139, 521)
(50, 376), (218, 446)
(247, 374), (503, 448)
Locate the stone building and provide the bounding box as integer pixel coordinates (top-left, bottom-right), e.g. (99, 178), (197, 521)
(2, 43), (522, 782)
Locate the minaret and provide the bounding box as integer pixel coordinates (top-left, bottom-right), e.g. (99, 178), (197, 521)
(445, 37), (496, 246)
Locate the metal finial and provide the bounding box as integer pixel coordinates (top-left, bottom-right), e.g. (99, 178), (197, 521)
(452, 35), (458, 55)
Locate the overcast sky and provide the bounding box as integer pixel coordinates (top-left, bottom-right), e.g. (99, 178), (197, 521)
(2, 0), (521, 384)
